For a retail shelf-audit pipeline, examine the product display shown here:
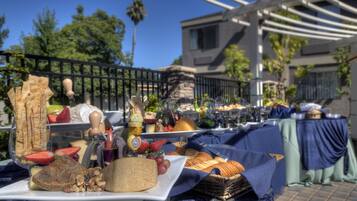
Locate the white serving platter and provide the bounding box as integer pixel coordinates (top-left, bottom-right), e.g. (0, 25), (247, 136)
(141, 130), (207, 139)
(0, 155), (186, 201)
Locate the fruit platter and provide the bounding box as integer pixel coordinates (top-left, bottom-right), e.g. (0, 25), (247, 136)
(2, 76), (187, 201)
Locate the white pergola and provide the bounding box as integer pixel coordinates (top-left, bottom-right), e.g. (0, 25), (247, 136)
(205, 0), (357, 107)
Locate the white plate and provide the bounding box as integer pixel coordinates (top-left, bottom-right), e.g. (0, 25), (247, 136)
(141, 130), (207, 139)
(0, 156), (186, 201)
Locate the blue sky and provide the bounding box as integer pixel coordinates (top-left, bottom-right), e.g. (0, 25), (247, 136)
(0, 0), (231, 68)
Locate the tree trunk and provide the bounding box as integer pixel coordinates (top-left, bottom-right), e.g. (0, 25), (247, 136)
(130, 26), (137, 67)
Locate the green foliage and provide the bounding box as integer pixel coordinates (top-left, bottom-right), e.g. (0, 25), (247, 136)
(295, 65), (315, 79)
(224, 44), (251, 82)
(263, 10), (308, 102)
(0, 131), (9, 160)
(127, 0), (146, 67)
(172, 55), (183, 65)
(333, 46), (351, 90)
(145, 94), (160, 113)
(19, 6), (127, 64)
(285, 84), (297, 103)
(0, 52), (30, 118)
(126, 0), (146, 26)
(0, 15), (9, 49)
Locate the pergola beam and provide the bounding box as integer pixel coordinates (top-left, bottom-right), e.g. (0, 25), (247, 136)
(263, 10), (357, 35)
(262, 26), (341, 40)
(224, 0), (323, 20)
(264, 20), (352, 38)
(327, 0), (357, 15)
(300, 0), (357, 24)
(280, 4), (357, 30)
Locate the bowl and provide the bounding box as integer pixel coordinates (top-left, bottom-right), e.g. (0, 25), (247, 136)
(291, 113), (305, 120)
(325, 113), (341, 119)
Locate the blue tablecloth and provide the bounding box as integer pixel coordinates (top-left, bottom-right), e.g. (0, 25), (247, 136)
(168, 144), (277, 201)
(188, 125), (286, 195)
(0, 161), (28, 188)
(269, 106), (295, 119)
(296, 118), (349, 170)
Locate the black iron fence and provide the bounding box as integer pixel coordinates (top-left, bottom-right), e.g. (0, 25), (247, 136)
(195, 75), (250, 103)
(0, 52), (249, 120)
(0, 52), (168, 122)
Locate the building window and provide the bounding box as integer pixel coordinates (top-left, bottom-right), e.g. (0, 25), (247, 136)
(190, 25), (218, 50)
(296, 71), (339, 100)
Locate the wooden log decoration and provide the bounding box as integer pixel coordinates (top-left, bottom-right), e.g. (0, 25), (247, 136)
(89, 111), (101, 136)
(63, 78), (75, 99)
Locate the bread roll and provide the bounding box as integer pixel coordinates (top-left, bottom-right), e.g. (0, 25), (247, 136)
(173, 117), (197, 131)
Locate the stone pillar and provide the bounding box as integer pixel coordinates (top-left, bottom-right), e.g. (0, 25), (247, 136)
(163, 65), (196, 101)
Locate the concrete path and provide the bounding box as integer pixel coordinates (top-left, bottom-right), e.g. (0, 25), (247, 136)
(276, 182), (357, 201)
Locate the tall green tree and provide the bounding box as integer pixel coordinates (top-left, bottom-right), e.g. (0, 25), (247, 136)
(172, 55), (182, 65)
(224, 44), (251, 82)
(19, 6), (126, 64)
(0, 15), (9, 49)
(33, 9), (58, 56)
(263, 10), (308, 101)
(126, 0), (146, 66)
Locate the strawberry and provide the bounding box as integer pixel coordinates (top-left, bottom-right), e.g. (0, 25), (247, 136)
(150, 140), (167, 152)
(137, 140), (150, 154)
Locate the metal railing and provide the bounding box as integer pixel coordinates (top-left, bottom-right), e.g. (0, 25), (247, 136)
(0, 52), (250, 122)
(0, 51), (168, 122)
(195, 75), (250, 103)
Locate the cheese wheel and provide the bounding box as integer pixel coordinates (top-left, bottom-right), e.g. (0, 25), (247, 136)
(103, 157), (158, 192)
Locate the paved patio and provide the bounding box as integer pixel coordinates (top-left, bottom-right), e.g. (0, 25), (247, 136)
(276, 182), (357, 201)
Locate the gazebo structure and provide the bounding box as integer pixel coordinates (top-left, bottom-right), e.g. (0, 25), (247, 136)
(205, 0), (357, 144)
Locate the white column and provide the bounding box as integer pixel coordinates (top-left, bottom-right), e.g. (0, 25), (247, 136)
(351, 47), (357, 140)
(248, 12), (263, 106)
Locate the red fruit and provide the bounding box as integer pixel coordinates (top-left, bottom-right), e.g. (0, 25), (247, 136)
(155, 157), (164, 165)
(163, 159), (171, 169)
(167, 125), (173, 131)
(136, 140), (150, 154)
(48, 114), (57, 124)
(150, 140), (167, 152)
(24, 151), (54, 165)
(158, 164), (167, 175)
(55, 147), (81, 157)
(56, 107), (71, 123)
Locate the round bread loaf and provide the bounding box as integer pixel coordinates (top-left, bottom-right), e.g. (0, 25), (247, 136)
(173, 117), (197, 131)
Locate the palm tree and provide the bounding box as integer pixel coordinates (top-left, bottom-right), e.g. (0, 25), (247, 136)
(126, 0), (146, 67)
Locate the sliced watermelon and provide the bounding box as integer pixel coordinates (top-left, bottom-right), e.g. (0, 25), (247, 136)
(24, 151), (55, 165)
(54, 147), (81, 157)
(47, 114), (57, 124)
(56, 107), (71, 123)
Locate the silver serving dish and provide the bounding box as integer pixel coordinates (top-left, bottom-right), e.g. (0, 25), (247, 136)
(325, 113), (341, 119)
(291, 113), (305, 120)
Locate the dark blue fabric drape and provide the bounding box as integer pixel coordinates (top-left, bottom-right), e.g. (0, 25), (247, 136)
(269, 106), (296, 119)
(168, 145), (277, 201)
(0, 161), (28, 188)
(296, 118), (349, 170)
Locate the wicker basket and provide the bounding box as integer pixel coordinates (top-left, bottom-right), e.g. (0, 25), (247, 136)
(193, 153), (284, 200)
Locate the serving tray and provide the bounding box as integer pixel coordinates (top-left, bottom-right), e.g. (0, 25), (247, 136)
(141, 130), (207, 139)
(0, 155), (186, 201)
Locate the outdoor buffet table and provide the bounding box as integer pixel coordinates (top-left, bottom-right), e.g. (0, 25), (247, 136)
(279, 118), (357, 185)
